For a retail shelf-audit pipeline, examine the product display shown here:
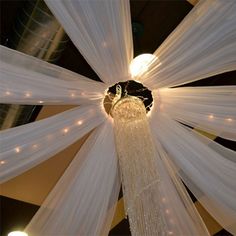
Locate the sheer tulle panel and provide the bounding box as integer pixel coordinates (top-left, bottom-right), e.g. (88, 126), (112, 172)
(0, 46), (106, 105)
(158, 86), (236, 140)
(0, 105), (105, 183)
(45, 0), (133, 84)
(191, 129), (236, 163)
(140, 0), (236, 89)
(152, 140), (209, 236)
(149, 112), (236, 234)
(176, 127), (236, 235)
(25, 121), (120, 236)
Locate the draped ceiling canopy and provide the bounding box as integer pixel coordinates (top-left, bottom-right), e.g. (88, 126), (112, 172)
(0, 0), (236, 235)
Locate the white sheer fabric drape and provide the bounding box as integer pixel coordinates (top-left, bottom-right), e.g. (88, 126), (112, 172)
(45, 0), (133, 84)
(139, 0), (236, 89)
(0, 46), (106, 105)
(25, 121), (121, 236)
(153, 140), (209, 236)
(149, 110), (236, 235)
(0, 105), (105, 183)
(158, 86), (236, 140)
(0, 0), (235, 235)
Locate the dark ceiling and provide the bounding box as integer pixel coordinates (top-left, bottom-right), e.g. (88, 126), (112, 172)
(0, 0), (235, 235)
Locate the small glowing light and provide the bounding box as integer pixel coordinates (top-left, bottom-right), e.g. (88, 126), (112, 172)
(226, 118), (233, 122)
(129, 54), (158, 77)
(15, 147), (21, 153)
(25, 92), (31, 98)
(168, 231), (173, 235)
(81, 92), (86, 96)
(77, 120), (83, 125)
(8, 231), (28, 236)
(38, 100), (44, 104)
(208, 114), (214, 119)
(70, 93), (75, 97)
(63, 128), (69, 134)
(0, 161), (6, 165)
(5, 91), (11, 95)
(161, 197), (166, 203)
(165, 209), (170, 214)
(32, 144), (38, 149)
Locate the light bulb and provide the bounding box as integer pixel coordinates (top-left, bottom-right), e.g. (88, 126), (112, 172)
(15, 147), (21, 153)
(8, 231), (28, 236)
(63, 128), (69, 134)
(208, 114), (214, 119)
(130, 54), (157, 77)
(77, 120), (83, 125)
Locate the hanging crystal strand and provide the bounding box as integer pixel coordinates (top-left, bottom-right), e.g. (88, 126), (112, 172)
(112, 96), (166, 236)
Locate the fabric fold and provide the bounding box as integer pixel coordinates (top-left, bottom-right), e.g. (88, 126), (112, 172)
(25, 121), (120, 236)
(0, 105), (105, 183)
(149, 111), (236, 235)
(140, 0), (236, 89)
(152, 139), (209, 236)
(158, 86), (236, 141)
(45, 0), (133, 84)
(0, 46), (106, 105)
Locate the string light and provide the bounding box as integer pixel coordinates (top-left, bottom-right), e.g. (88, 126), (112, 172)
(226, 118), (233, 122)
(165, 209), (170, 214)
(38, 100), (44, 104)
(77, 120), (83, 125)
(0, 161), (6, 165)
(161, 197), (166, 203)
(70, 93), (75, 98)
(25, 92), (31, 98)
(5, 91), (11, 95)
(15, 147), (21, 153)
(32, 144), (38, 149)
(63, 128), (69, 134)
(208, 114), (214, 119)
(168, 231), (174, 235)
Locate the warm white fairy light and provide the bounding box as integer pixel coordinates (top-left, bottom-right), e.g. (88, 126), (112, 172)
(8, 231), (28, 236)
(15, 147), (21, 153)
(165, 209), (170, 214)
(25, 92), (31, 98)
(129, 54), (158, 78)
(63, 128), (69, 134)
(5, 91), (11, 95)
(70, 93), (75, 97)
(162, 197), (166, 203)
(226, 118), (233, 122)
(208, 114), (214, 119)
(32, 144), (38, 149)
(38, 100), (44, 104)
(77, 120), (83, 125)
(0, 161), (6, 165)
